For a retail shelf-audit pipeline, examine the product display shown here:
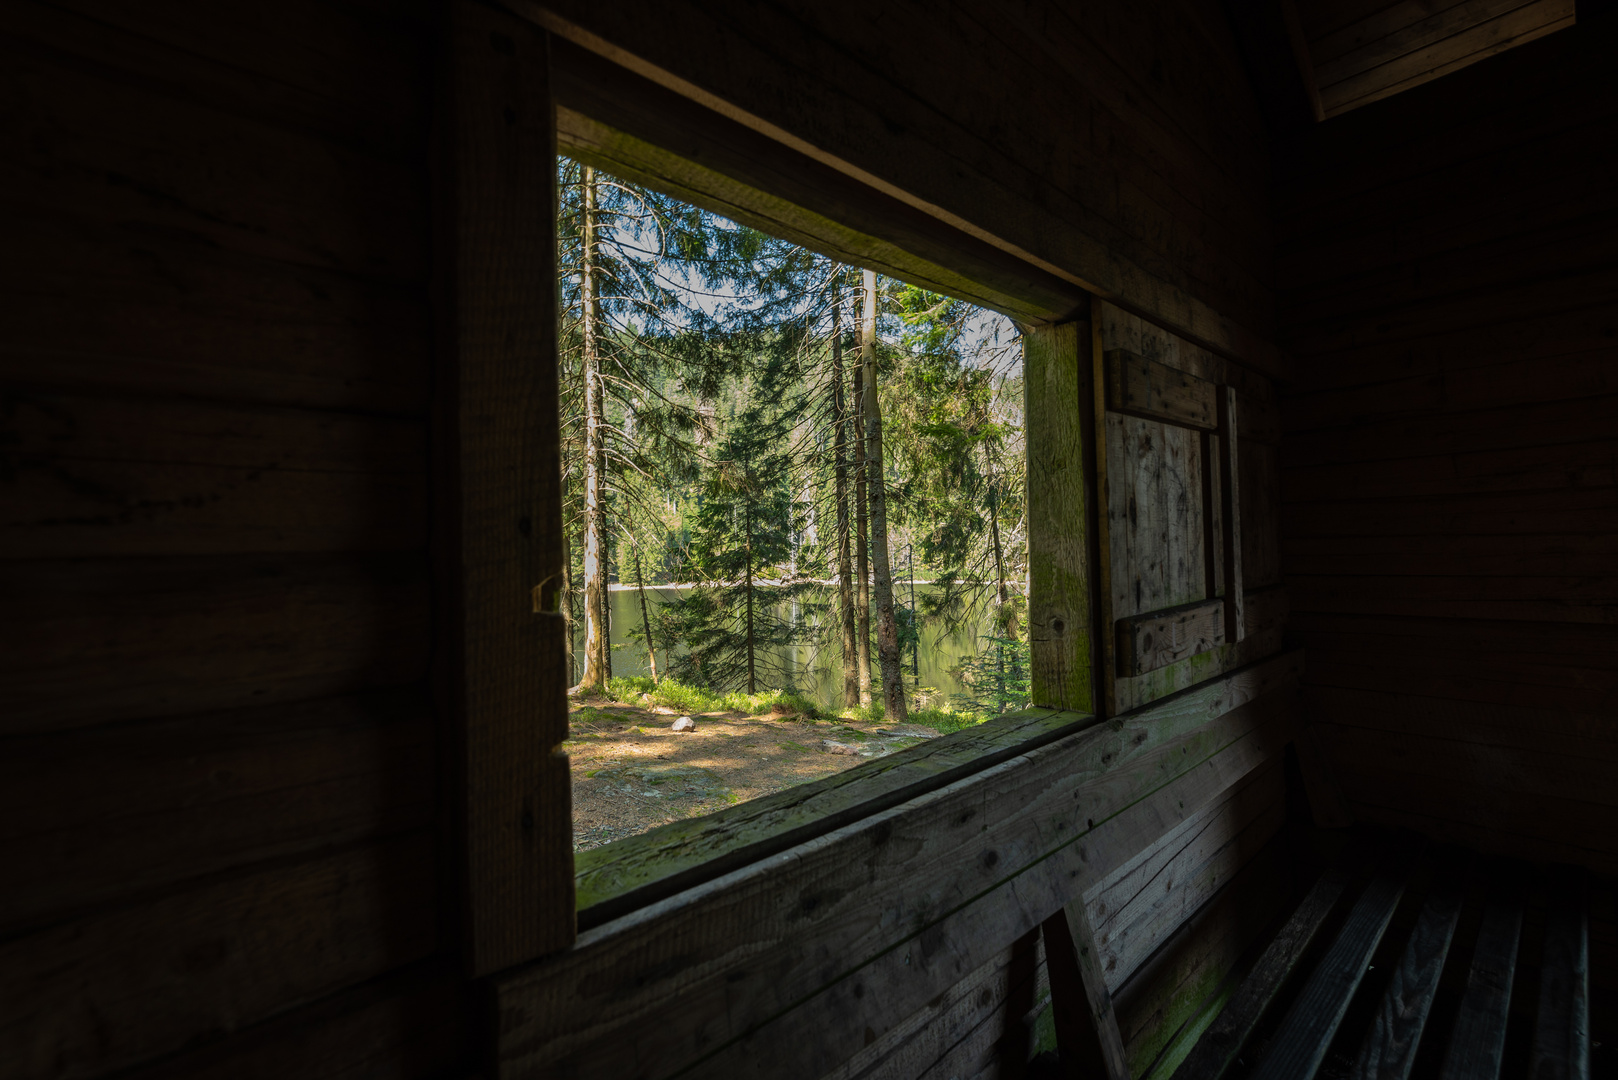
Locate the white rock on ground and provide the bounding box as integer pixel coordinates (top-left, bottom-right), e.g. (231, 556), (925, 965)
(671, 716), (695, 732)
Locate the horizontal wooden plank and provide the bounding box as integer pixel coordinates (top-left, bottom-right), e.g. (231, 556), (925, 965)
(119, 961), (465, 1080)
(496, 653), (1303, 1079)
(1116, 598), (1225, 677)
(1303, 686), (1618, 759)
(1284, 531), (1618, 578)
(0, 34), (428, 280)
(1345, 800), (1618, 880)
(686, 704), (1294, 1080)
(0, 207), (431, 414)
(3, 456), (427, 558)
(1279, 392), (1618, 468)
(1305, 656), (1614, 714)
(5, 392), (427, 473)
(1279, 442), (1617, 506)
(1115, 830), (1295, 1077)
(1088, 757), (1286, 990)
(1114, 625), (1286, 716)
(0, 689), (435, 937)
(1281, 492), (1618, 540)
(552, 43), (1079, 326)
(1282, 202), (1618, 337)
(1311, 0), (1536, 78)
(1334, 767), (1618, 856)
(1289, 611), (1618, 665)
(1287, 573), (1618, 625)
(1105, 349), (1217, 430)
(10, 0), (430, 163)
(1278, 299), (1618, 397)
(1292, 630), (1618, 687)
(1278, 138), (1618, 296)
(2, 389), (428, 558)
(0, 552), (431, 734)
(820, 933), (1047, 1080)
(1281, 267), (1618, 361)
(0, 831), (438, 1080)
(576, 706), (1098, 926)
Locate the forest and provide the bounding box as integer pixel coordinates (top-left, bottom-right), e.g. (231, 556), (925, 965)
(557, 159), (1030, 723)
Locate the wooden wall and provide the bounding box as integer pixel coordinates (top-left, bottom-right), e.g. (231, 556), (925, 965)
(1275, 16), (1618, 875)
(0, 2), (467, 1077)
(0, 0), (1290, 1077)
(518, 0), (1280, 369)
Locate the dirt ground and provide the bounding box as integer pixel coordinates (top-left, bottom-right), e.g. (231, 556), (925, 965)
(566, 697), (941, 852)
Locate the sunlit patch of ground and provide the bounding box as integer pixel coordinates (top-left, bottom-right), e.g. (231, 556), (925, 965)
(565, 699), (938, 852)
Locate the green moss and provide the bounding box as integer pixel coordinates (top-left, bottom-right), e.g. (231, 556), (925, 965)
(1128, 953), (1234, 1078)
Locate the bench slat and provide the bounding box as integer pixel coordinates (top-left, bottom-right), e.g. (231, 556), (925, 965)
(1531, 866), (1590, 1080)
(1437, 865), (1524, 1080)
(1248, 845), (1417, 1080)
(1170, 866), (1349, 1080)
(1350, 855), (1468, 1079)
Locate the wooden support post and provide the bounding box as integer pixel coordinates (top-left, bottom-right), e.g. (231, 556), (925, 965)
(1026, 319), (1097, 714)
(441, 0), (574, 976)
(1043, 898), (1129, 1080)
(1216, 386), (1244, 644)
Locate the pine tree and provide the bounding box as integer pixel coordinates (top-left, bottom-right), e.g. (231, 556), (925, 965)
(662, 353), (815, 693)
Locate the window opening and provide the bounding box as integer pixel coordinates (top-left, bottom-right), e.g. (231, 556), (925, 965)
(557, 156), (1034, 858)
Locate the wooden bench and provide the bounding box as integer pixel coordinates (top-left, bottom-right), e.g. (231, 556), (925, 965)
(1141, 831), (1594, 1080)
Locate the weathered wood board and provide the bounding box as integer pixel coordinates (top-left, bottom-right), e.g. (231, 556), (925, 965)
(1095, 300), (1283, 715)
(1117, 598), (1226, 677)
(497, 653), (1303, 1079)
(1106, 349), (1217, 430)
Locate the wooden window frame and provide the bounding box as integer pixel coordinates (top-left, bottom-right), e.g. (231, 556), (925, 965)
(441, 16), (1317, 1079)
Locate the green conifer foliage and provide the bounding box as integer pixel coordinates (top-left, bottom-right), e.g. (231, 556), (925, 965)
(661, 353), (819, 694)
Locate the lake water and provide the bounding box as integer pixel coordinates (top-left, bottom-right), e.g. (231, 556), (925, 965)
(587, 582), (1020, 711)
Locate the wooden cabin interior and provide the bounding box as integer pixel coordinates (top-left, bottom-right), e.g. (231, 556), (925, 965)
(2, 0), (1613, 1077)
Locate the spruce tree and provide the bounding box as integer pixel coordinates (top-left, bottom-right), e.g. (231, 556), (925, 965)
(662, 353), (815, 694)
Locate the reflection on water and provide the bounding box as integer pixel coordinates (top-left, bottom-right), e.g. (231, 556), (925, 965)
(586, 583), (1016, 710)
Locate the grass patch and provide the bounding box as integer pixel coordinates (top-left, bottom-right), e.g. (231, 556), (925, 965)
(906, 704), (990, 735)
(608, 676), (822, 719)
(831, 700), (990, 735)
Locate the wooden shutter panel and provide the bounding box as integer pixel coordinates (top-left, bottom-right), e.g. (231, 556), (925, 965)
(1093, 301), (1287, 714)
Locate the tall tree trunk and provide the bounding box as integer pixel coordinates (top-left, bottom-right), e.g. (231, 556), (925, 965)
(863, 269), (907, 722)
(598, 433), (612, 682)
(562, 518), (576, 684)
(853, 341), (872, 706)
(984, 443), (1019, 641)
(635, 550), (659, 684)
(830, 277), (860, 708)
(744, 509), (756, 694)
(575, 166), (609, 695)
